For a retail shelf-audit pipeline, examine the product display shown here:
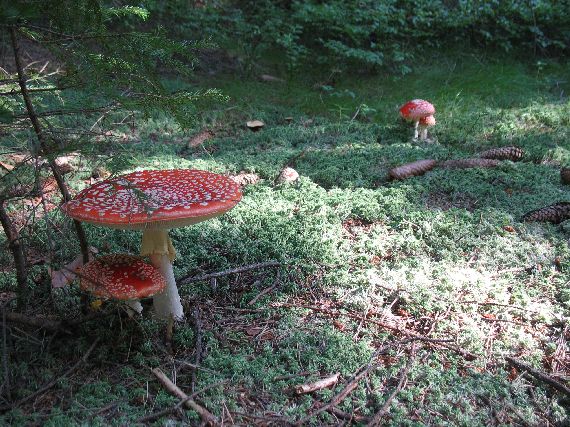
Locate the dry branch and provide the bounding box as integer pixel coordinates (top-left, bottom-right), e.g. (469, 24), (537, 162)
(295, 339), (415, 425)
(278, 303), (477, 360)
(9, 26), (90, 264)
(3, 311), (70, 333)
(367, 348), (417, 426)
(295, 373), (340, 395)
(151, 368), (218, 426)
(505, 356), (570, 397)
(178, 261), (281, 285)
(0, 200), (27, 305)
(137, 380), (227, 424)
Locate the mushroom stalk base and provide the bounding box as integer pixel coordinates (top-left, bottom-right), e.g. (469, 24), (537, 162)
(126, 300), (143, 316)
(413, 120), (419, 139)
(141, 229), (184, 320)
(149, 253), (184, 320)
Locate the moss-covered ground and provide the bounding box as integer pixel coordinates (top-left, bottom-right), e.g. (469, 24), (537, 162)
(1, 52), (569, 425)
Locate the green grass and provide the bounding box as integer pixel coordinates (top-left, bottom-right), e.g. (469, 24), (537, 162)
(1, 51), (569, 425)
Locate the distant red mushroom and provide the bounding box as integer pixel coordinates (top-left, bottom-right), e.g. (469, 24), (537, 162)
(80, 254), (166, 313)
(399, 99), (435, 140)
(418, 115), (436, 141)
(63, 169), (242, 320)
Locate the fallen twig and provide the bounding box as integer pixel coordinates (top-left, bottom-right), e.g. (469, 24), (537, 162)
(505, 356), (570, 397)
(278, 303), (477, 360)
(248, 269), (282, 306)
(367, 346), (417, 426)
(191, 308), (203, 393)
(151, 368), (218, 426)
(178, 261), (281, 285)
(137, 379), (227, 424)
(1, 308), (10, 400)
(295, 339), (415, 425)
(0, 338), (99, 411)
(295, 373), (340, 395)
(3, 311), (70, 334)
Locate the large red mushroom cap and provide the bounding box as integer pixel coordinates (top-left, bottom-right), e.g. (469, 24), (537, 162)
(79, 254), (166, 300)
(62, 169), (242, 230)
(399, 99), (435, 121)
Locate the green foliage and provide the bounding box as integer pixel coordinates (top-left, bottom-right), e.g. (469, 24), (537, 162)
(1, 0), (224, 129)
(150, 0), (570, 74)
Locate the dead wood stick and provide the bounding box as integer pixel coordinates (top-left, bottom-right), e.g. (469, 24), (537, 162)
(295, 339), (414, 425)
(3, 311), (70, 333)
(0, 200), (28, 307)
(10, 26), (90, 264)
(0, 338), (99, 411)
(178, 261), (281, 285)
(1, 308), (10, 400)
(248, 269), (281, 306)
(505, 356), (570, 397)
(367, 348), (417, 426)
(151, 368), (218, 426)
(279, 303), (477, 361)
(191, 307), (203, 393)
(295, 373), (340, 395)
(321, 403), (369, 423)
(137, 379), (227, 424)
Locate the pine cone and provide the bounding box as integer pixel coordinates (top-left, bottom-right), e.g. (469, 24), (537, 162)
(561, 168), (570, 185)
(440, 158), (501, 169)
(521, 202), (570, 224)
(478, 146), (524, 161)
(389, 159), (437, 180)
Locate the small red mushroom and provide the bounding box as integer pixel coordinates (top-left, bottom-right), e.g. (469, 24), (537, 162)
(79, 254), (166, 313)
(399, 100), (435, 140)
(418, 115), (436, 141)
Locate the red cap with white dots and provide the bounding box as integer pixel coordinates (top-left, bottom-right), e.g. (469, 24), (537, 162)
(79, 254), (166, 300)
(63, 169), (242, 230)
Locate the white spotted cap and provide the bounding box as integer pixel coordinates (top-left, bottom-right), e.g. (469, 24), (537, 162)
(79, 254), (166, 300)
(62, 169), (242, 230)
(399, 99), (435, 121)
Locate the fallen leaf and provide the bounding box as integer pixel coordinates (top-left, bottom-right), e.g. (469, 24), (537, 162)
(503, 225), (515, 233)
(50, 247), (98, 288)
(481, 313), (496, 320)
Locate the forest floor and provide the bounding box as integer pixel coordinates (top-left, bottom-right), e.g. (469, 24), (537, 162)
(1, 51), (570, 425)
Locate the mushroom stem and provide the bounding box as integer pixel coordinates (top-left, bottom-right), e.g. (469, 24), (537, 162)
(149, 253), (184, 320)
(420, 127), (428, 140)
(413, 120), (419, 139)
(141, 229), (184, 320)
(126, 299), (143, 315)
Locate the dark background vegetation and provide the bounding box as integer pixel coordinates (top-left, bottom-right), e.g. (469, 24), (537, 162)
(1, 0), (569, 425)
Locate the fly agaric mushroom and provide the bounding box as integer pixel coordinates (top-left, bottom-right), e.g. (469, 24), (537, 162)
(418, 115), (436, 141)
(63, 169), (242, 320)
(399, 100), (435, 140)
(79, 254), (166, 313)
